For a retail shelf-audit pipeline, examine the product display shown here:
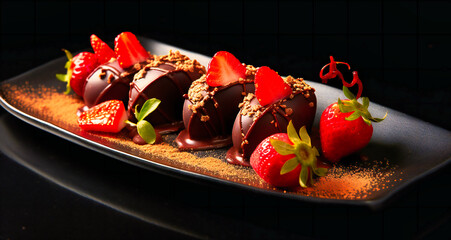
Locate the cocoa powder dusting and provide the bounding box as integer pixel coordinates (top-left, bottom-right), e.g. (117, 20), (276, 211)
(1, 83), (403, 200)
(297, 160), (402, 199)
(2, 82), (83, 128)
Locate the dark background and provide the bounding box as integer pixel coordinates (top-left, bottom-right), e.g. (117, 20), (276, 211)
(1, 0), (450, 239)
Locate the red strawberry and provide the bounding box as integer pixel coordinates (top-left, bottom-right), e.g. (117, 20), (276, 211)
(320, 86), (386, 162)
(254, 66), (292, 106)
(90, 34), (116, 64)
(78, 100), (128, 133)
(71, 52), (99, 96)
(205, 51), (247, 87)
(56, 50), (99, 97)
(114, 32), (150, 69)
(250, 121), (327, 187)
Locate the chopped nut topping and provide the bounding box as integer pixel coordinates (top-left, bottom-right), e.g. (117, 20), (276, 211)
(133, 51), (206, 81)
(107, 74), (115, 84)
(185, 64), (256, 112)
(239, 75), (315, 119)
(99, 69), (107, 79)
(285, 107), (293, 116)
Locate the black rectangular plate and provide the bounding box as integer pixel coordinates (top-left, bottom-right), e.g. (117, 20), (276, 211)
(1, 37), (450, 210)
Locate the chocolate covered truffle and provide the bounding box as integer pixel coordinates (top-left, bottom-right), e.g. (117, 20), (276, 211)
(226, 76), (317, 166)
(175, 65), (256, 150)
(83, 58), (152, 108)
(128, 50), (206, 134)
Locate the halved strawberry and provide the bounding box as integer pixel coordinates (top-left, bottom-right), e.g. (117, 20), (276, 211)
(57, 50), (99, 97)
(254, 66), (292, 106)
(90, 34), (116, 64)
(114, 32), (150, 69)
(78, 100), (128, 133)
(205, 51), (246, 87)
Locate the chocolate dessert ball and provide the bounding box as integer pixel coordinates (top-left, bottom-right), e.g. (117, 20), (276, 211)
(175, 66), (256, 150)
(128, 51), (206, 133)
(226, 76), (317, 166)
(83, 59), (152, 108)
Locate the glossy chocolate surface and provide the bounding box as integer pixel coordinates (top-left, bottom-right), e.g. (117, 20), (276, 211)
(176, 82), (255, 150)
(226, 92), (317, 166)
(128, 63), (201, 134)
(83, 60), (133, 108)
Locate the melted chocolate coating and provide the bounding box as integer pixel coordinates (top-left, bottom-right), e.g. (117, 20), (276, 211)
(83, 60), (134, 108)
(176, 82), (255, 150)
(226, 92), (317, 166)
(128, 63), (201, 134)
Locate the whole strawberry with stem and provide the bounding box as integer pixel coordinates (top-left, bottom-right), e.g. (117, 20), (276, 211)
(250, 121), (327, 188)
(56, 49), (99, 97)
(57, 34), (115, 96)
(319, 57), (387, 162)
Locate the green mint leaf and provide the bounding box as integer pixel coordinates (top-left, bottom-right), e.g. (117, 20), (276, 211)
(343, 86), (356, 100)
(137, 120), (156, 144)
(299, 166), (308, 188)
(280, 157), (299, 175)
(345, 111), (361, 121)
(298, 126), (311, 147)
(287, 121), (301, 145)
(270, 139), (295, 156)
(137, 98), (161, 122)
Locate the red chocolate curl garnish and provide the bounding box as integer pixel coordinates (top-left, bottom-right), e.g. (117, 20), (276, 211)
(319, 56), (363, 99)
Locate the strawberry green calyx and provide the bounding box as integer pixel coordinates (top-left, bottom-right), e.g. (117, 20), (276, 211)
(338, 86), (387, 126)
(270, 121), (327, 187)
(126, 98), (161, 144)
(55, 49), (73, 94)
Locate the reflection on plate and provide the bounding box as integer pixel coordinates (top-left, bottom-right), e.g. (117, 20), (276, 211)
(1, 38), (450, 209)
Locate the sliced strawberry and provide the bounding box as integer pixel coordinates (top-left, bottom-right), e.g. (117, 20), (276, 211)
(205, 51), (246, 87)
(90, 34), (116, 64)
(71, 52), (99, 97)
(78, 100), (128, 133)
(254, 66), (292, 106)
(114, 32), (150, 69)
